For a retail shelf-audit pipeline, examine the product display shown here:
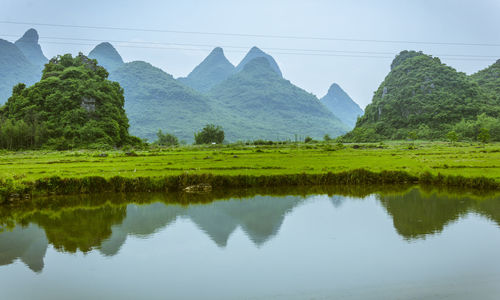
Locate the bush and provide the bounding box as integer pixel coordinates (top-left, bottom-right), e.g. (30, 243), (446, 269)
(156, 130), (179, 146)
(478, 128), (490, 144)
(446, 131), (458, 143)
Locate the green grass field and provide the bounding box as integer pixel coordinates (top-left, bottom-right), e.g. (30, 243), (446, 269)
(1, 141), (499, 200)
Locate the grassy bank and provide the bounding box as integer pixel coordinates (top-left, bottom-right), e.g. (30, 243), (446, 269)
(1, 141), (499, 201)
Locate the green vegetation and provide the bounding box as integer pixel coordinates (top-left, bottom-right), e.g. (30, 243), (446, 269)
(446, 131), (458, 143)
(208, 57), (348, 140)
(107, 45), (347, 142)
(109, 60), (224, 142)
(478, 128), (491, 144)
(155, 130), (179, 146)
(0, 141), (499, 202)
(194, 124), (225, 144)
(470, 59), (500, 104)
(0, 53), (136, 150)
(344, 51), (499, 142)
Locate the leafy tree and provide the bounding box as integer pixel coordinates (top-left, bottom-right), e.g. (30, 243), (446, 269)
(304, 136), (313, 143)
(155, 130), (179, 146)
(0, 53), (137, 150)
(446, 131), (458, 143)
(323, 134), (332, 142)
(451, 114), (500, 142)
(478, 128), (490, 144)
(194, 124), (224, 144)
(408, 131), (418, 141)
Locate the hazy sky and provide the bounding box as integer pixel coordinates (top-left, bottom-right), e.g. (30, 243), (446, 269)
(1, 0), (499, 108)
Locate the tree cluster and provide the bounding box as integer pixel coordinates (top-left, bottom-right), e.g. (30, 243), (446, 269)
(194, 124), (224, 144)
(0, 53), (139, 150)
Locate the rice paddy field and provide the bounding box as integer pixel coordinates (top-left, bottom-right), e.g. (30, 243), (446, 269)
(1, 141), (499, 200)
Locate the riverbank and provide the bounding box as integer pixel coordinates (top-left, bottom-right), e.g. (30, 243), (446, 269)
(1, 141), (499, 202)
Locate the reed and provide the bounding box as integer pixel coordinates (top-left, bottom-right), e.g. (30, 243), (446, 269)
(1, 169), (498, 204)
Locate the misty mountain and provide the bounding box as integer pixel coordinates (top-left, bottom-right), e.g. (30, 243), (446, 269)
(321, 83), (363, 128)
(0, 37), (40, 104)
(14, 28), (48, 67)
(177, 47), (235, 92)
(109, 60), (220, 141)
(209, 57), (348, 139)
(235, 46), (282, 77)
(96, 43), (347, 141)
(88, 42), (124, 72)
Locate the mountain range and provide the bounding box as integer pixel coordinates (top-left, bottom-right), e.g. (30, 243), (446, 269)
(11, 29), (499, 144)
(87, 39), (351, 141)
(0, 29), (363, 142)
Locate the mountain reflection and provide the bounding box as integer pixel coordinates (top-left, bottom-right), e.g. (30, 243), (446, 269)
(378, 189), (500, 239)
(0, 187), (499, 272)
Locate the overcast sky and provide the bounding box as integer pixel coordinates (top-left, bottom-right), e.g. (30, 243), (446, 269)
(1, 0), (499, 108)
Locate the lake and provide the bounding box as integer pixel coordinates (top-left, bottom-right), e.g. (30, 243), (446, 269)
(0, 187), (499, 299)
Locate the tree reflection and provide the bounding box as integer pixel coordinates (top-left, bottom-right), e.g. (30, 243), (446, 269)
(0, 186), (498, 272)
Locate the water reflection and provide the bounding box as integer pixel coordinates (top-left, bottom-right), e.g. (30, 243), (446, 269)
(0, 186), (499, 272)
(0, 224), (47, 272)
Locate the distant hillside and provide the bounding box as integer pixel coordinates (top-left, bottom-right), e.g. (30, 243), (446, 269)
(98, 44), (346, 142)
(344, 51), (498, 141)
(109, 61), (223, 142)
(14, 28), (48, 67)
(235, 46), (282, 77)
(470, 59), (500, 103)
(0, 38), (39, 104)
(209, 57), (348, 140)
(177, 47), (235, 92)
(321, 83), (363, 128)
(89, 42), (124, 71)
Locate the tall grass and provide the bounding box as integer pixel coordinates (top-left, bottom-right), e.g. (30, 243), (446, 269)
(1, 169), (498, 203)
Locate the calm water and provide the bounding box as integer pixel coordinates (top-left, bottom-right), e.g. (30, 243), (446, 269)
(1, 187), (500, 299)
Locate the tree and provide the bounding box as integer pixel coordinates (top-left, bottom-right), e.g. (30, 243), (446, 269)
(0, 53), (136, 149)
(478, 128), (490, 144)
(323, 134), (332, 142)
(194, 124), (224, 144)
(156, 130), (179, 146)
(304, 136), (313, 143)
(446, 131), (458, 143)
(408, 131), (418, 141)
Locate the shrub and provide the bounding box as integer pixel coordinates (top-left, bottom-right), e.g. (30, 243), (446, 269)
(156, 130), (179, 146)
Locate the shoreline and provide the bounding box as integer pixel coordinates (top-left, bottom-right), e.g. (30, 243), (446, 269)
(2, 169), (498, 203)
(1, 142), (499, 203)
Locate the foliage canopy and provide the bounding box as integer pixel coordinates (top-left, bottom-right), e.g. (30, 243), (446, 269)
(194, 124), (225, 144)
(0, 53), (136, 150)
(344, 51), (499, 142)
